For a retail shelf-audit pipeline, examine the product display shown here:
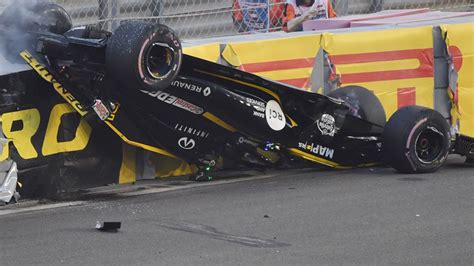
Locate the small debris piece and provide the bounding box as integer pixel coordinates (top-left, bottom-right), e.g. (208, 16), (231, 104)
(263, 215), (270, 218)
(96, 221), (121, 232)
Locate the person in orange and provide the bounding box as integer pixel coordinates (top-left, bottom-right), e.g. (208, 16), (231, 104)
(232, 0), (286, 32)
(283, 0), (337, 32)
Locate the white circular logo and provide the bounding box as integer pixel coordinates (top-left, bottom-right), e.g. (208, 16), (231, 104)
(317, 114), (336, 136)
(265, 100), (286, 131)
(178, 137), (195, 150)
(203, 87), (211, 96)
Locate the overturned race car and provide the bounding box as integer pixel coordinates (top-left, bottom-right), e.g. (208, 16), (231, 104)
(0, 3), (468, 181)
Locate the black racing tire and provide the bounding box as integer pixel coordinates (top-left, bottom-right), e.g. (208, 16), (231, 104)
(328, 86), (386, 127)
(382, 106), (451, 174)
(106, 22), (182, 92)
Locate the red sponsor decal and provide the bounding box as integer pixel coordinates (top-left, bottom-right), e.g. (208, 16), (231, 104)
(328, 46), (462, 84)
(330, 48), (434, 83)
(238, 58), (315, 88)
(280, 78), (310, 88)
(239, 58), (315, 88)
(239, 58), (315, 73)
(397, 87), (416, 108)
(172, 98), (204, 115)
(235, 46), (463, 91)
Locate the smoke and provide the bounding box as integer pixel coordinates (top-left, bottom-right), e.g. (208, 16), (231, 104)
(0, 0), (48, 76)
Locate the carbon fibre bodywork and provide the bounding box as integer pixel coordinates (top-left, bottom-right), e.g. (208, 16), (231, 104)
(21, 45), (383, 170)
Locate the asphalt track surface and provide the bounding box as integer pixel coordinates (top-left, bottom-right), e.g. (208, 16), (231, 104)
(0, 156), (473, 265)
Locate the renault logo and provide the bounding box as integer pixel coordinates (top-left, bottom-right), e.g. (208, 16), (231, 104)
(178, 137), (195, 150)
(203, 87), (212, 96)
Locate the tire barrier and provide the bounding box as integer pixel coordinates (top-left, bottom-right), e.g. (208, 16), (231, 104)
(441, 23), (474, 138)
(210, 21), (473, 136)
(222, 34), (321, 89)
(320, 26), (436, 118)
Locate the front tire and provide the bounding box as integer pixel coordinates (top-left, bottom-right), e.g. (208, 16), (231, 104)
(328, 86), (386, 127)
(106, 22), (182, 92)
(382, 106), (451, 173)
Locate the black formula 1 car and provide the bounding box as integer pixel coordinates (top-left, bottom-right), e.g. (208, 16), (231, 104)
(0, 3), (455, 180)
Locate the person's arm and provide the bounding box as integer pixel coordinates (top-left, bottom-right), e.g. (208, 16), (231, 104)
(286, 5), (318, 32)
(232, 0), (243, 21)
(287, 14), (308, 32)
(232, 0), (248, 32)
(327, 0), (337, 18)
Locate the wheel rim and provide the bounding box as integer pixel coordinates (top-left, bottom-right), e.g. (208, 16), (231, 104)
(414, 127), (444, 164)
(145, 42), (174, 80)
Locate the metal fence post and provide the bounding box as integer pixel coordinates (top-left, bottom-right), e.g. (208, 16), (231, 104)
(98, 0), (109, 29)
(334, 0), (348, 16)
(370, 0), (384, 13)
(267, 0), (270, 33)
(98, 0), (118, 30)
(110, 0), (118, 30)
(150, 0), (163, 24)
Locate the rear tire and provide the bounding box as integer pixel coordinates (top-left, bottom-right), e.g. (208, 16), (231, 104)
(106, 22), (182, 92)
(328, 86), (386, 127)
(382, 106), (451, 173)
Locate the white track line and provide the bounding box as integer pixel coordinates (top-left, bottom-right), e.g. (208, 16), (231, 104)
(0, 201), (87, 216)
(0, 173), (278, 216)
(121, 174), (277, 196)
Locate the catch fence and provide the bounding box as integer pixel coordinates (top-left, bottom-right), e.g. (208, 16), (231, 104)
(0, 0), (473, 39)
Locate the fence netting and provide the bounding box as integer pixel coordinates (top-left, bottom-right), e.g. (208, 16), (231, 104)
(0, 0), (472, 39)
